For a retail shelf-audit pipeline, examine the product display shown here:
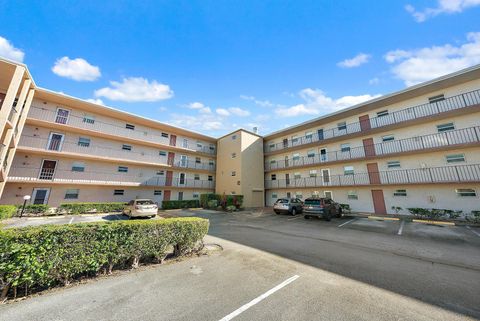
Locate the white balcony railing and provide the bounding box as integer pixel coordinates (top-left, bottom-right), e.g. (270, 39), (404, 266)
(18, 135), (216, 172)
(8, 166), (216, 189)
(27, 106), (217, 155)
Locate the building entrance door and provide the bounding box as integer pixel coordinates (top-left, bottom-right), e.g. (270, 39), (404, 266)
(32, 188), (50, 204)
(371, 190), (387, 214)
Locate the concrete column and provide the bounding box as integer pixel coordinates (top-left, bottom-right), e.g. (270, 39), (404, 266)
(0, 66), (25, 130)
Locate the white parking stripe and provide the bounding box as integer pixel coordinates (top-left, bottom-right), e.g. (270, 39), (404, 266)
(466, 226), (480, 237)
(397, 220), (405, 235)
(287, 216), (303, 221)
(68, 217), (74, 224)
(338, 218), (357, 228)
(218, 275), (300, 321)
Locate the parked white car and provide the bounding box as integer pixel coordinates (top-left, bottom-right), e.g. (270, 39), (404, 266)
(123, 199), (158, 218)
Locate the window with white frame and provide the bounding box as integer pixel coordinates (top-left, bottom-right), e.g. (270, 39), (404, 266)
(271, 174), (277, 180)
(194, 174), (200, 180)
(232, 134), (237, 140)
(270, 159), (276, 164)
(292, 153), (300, 160)
(437, 122), (455, 132)
(382, 135), (394, 142)
(269, 143), (275, 149)
(114, 189), (124, 196)
(159, 151), (167, 156)
(347, 190), (358, 200)
(305, 131), (313, 140)
(291, 135), (298, 144)
(208, 175), (213, 181)
(344, 166), (354, 175)
(193, 192), (200, 199)
(118, 166), (128, 173)
(387, 161), (401, 168)
(307, 150), (315, 158)
(197, 142), (203, 149)
(428, 94), (445, 103)
(324, 191), (332, 199)
(182, 139), (188, 148)
(377, 110), (389, 117)
(231, 171), (236, 176)
(455, 189), (476, 197)
(154, 190), (162, 196)
(156, 170), (165, 175)
(83, 115), (95, 124)
(178, 191), (184, 201)
(446, 154), (465, 163)
(341, 143), (350, 152)
(122, 144), (132, 151)
(195, 157), (201, 164)
(393, 189), (407, 196)
(309, 170), (317, 177)
(64, 189), (79, 199)
(125, 123), (135, 130)
(294, 172), (301, 179)
(161, 132), (169, 138)
(337, 122), (347, 131)
(272, 193), (278, 199)
(71, 162), (85, 172)
(78, 137), (90, 147)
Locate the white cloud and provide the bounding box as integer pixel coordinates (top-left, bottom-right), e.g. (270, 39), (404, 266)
(337, 53), (371, 68)
(95, 77), (173, 102)
(86, 98), (104, 105)
(187, 101), (211, 114)
(385, 32), (480, 86)
(406, 0), (480, 22)
(52, 57), (101, 81)
(240, 95), (274, 107)
(0, 36), (24, 62)
(228, 107), (250, 117)
(168, 113), (225, 131)
(369, 77), (380, 85)
(216, 108), (230, 116)
(275, 88), (381, 117)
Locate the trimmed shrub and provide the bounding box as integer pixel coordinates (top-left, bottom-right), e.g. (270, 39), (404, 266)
(207, 200), (218, 209)
(0, 217), (209, 300)
(200, 194), (220, 208)
(339, 204), (351, 213)
(56, 202), (127, 215)
(0, 205), (17, 220)
(226, 205), (236, 212)
(162, 200), (200, 210)
(16, 204), (50, 215)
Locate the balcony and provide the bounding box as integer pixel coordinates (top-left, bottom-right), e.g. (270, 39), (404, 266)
(265, 164), (480, 189)
(265, 126), (480, 171)
(17, 135), (216, 172)
(8, 166), (216, 189)
(27, 106), (216, 155)
(265, 89), (480, 153)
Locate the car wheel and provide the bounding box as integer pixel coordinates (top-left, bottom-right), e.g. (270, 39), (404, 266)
(336, 207), (343, 218)
(274, 210), (280, 214)
(291, 207), (297, 216)
(304, 215), (310, 219)
(325, 210), (332, 221)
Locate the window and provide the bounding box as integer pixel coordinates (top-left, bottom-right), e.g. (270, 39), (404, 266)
(324, 191), (332, 199)
(114, 189), (124, 196)
(446, 154), (465, 163)
(209, 144), (215, 151)
(156, 170), (165, 175)
(429, 94), (445, 103)
(291, 135), (298, 144)
(307, 150), (315, 158)
(71, 162), (85, 172)
(305, 131), (313, 140)
(387, 161), (401, 168)
(382, 135), (395, 142)
(159, 151), (167, 156)
(271, 174), (277, 180)
(178, 192), (184, 201)
(272, 193), (278, 199)
(195, 157), (201, 164)
(269, 143), (275, 149)
(209, 159), (215, 166)
(231, 171), (236, 176)
(393, 189), (407, 197)
(118, 166), (128, 173)
(232, 135), (237, 140)
(64, 189), (79, 199)
(197, 142), (203, 149)
(122, 144), (132, 151)
(208, 175), (213, 181)
(270, 159), (276, 164)
(347, 191), (358, 200)
(377, 110), (389, 117)
(295, 192), (303, 199)
(341, 143), (350, 152)
(231, 153), (237, 158)
(194, 174), (200, 180)
(83, 115), (95, 124)
(309, 170), (317, 177)
(337, 122), (347, 131)
(193, 192), (199, 199)
(182, 139), (188, 148)
(125, 123), (135, 130)
(294, 172), (301, 179)
(154, 190), (162, 196)
(292, 153), (300, 161)
(455, 189), (476, 197)
(344, 166), (354, 175)
(78, 137), (90, 147)
(437, 122), (455, 132)
(161, 132), (169, 138)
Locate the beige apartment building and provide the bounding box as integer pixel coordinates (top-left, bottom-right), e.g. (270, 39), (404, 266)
(0, 56), (479, 213)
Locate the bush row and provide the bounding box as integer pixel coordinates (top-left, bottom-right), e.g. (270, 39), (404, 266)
(0, 217), (209, 301)
(0, 205), (17, 220)
(56, 202), (127, 215)
(407, 208), (480, 221)
(200, 194), (243, 209)
(162, 200), (200, 210)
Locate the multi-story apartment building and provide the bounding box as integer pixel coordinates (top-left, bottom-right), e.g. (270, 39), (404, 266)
(0, 56), (479, 213)
(0, 58), (216, 206)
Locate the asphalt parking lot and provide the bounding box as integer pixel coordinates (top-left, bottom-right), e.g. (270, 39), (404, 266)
(1, 209), (480, 321)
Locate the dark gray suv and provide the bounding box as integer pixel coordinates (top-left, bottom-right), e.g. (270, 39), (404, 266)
(273, 198), (303, 215)
(303, 197), (342, 221)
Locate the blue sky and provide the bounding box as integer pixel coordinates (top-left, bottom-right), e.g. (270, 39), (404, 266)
(1, 0), (480, 137)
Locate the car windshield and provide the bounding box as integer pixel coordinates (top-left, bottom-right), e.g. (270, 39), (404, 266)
(276, 199), (289, 204)
(304, 199), (321, 206)
(136, 200), (154, 205)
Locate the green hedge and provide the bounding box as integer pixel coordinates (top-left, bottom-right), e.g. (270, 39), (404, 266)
(0, 205), (17, 220)
(0, 217), (209, 300)
(200, 193), (219, 208)
(200, 194), (244, 209)
(162, 200), (200, 210)
(16, 204), (50, 214)
(56, 202), (127, 215)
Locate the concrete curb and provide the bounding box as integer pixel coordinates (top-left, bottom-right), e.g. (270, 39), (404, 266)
(412, 219), (456, 226)
(368, 216), (400, 221)
(24, 213), (121, 220)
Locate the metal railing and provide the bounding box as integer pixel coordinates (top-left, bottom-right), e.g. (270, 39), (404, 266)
(264, 89), (480, 152)
(27, 106), (217, 155)
(265, 164), (480, 188)
(8, 166), (216, 189)
(265, 126), (480, 171)
(18, 135), (216, 172)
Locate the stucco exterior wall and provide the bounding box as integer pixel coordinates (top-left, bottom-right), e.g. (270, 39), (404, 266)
(240, 131), (264, 207)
